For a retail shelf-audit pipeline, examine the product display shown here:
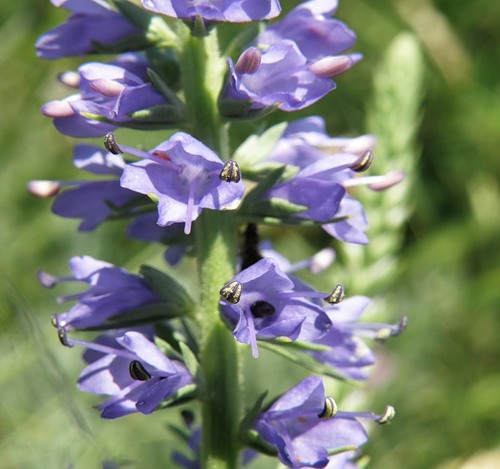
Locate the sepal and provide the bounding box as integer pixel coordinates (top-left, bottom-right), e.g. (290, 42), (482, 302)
(233, 122), (287, 168)
(140, 265), (195, 315)
(242, 197), (308, 219)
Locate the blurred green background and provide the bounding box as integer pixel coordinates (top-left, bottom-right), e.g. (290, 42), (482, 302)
(1, 0), (499, 468)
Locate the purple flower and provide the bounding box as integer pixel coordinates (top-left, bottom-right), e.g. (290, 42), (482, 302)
(36, 0), (141, 59)
(141, 0), (281, 22)
(258, 0), (358, 63)
(219, 258), (332, 358)
(66, 331), (194, 418)
(307, 296), (407, 380)
(47, 144), (138, 230)
(223, 41), (335, 112)
(40, 256), (160, 331)
(41, 54), (170, 137)
(118, 132), (245, 234)
(253, 376), (368, 468)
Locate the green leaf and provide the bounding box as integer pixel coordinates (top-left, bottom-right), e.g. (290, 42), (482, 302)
(239, 391), (268, 440)
(178, 341), (203, 385)
(79, 303), (182, 331)
(128, 104), (184, 123)
(140, 265), (195, 316)
(234, 122), (287, 167)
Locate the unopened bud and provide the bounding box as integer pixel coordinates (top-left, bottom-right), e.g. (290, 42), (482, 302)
(57, 71), (80, 88)
(235, 48), (262, 74)
(310, 55), (353, 79)
(41, 100), (75, 118)
(28, 180), (61, 198)
(90, 79), (125, 97)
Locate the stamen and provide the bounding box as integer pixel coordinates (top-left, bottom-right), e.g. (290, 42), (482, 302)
(244, 307), (259, 358)
(375, 316), (408, 340)
(318, 396), (338, 419)
(184, 181), (196, 235)
(376, 405), (396, 424)
(220, 281), (242, 304)
(342, 170), (405, 190)
(250, 301), (275, 318)
(351, 149), (374, 172)
(37, 270), (58, 288)
(57, 328), (73, 347)
(324, 284), (345, 304)
(104, 133), (123, 155)
(129, 360), (152, 381)
(219, 160), (241, 183)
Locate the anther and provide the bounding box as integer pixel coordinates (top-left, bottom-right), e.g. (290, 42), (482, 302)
(250, 300), (275, 318)
(351, 149), (374, 173)
(57, 328), (73, 347)
(318, 396), (338, 419)
(324, 284), (345, 305)
(219, 160), (241, 183)
(220, 281), (242, 304)
(129, 360), (152, 381)
(376, 405), (395, 424)
(37, 270), (57, 288)
(104, 133), (123, 155)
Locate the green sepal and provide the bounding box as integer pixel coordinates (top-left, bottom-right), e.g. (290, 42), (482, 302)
(259, 341), (355, 383)
(242, 197), (308, 219)
(78, 112), (176, 131)
(240, 165), (287, 207)
(147, 68), (185, 109)
(219, 97), (280, 121)
(166, 422), (192, 444)
(328, 446), (359, 457)
(155, 384), (198, 410)
(154, 334), (185, 360)
(90, 35), (157, 55)
(78, 303), (183, 331)
(140, 265), (196, 316)
(267, 337), (330, 353)
(241, 214), (350, 227)
(128, 103), (185, 124)
(179, 341), (204, 387)
(244, 430), (278, 457)
(111, 0), (178, 46)
(233, 122), (287, 168)
(238, 391), (268, 441)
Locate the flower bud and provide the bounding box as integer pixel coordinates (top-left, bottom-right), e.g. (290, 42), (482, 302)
(235, 47), (262, 74)
(310, 55), (353, 79)
(90, 79), (125, 97)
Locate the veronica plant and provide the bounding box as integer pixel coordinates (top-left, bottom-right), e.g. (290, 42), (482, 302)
(32, 1), (407, 467)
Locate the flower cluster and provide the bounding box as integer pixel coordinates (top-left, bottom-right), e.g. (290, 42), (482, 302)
(33, 1), (406, 467)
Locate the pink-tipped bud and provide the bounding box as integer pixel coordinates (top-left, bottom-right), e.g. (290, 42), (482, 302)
(310, 55), (353, 79)
(368, 170), (406, 191)
(57, 71), (81, 89)
(235, 48), (262, 74)
(27, 180), (61, 198)
(90, 79), (125, 97)
(41, 100), (75, 118)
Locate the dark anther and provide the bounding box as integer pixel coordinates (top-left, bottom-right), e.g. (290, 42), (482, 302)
(324, 284), (345, 305)
(318, 396), (338, 419)
(219, 160), (241, 183)
(250, 300), (275, 318)
(241, 223), (263, 270)
(351, 149), (374, 172)
(376, 405), (396, 424)
(220, 281), (242, 304)
(57, 328), (73, 347)
(129, 360), (152, 381)
(104, 132), (123, 155)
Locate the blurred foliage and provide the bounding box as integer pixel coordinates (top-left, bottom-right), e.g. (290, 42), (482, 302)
(1, 0), (499, 468)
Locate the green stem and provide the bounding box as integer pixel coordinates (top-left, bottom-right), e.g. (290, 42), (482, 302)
(178, 25), (241, 469)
